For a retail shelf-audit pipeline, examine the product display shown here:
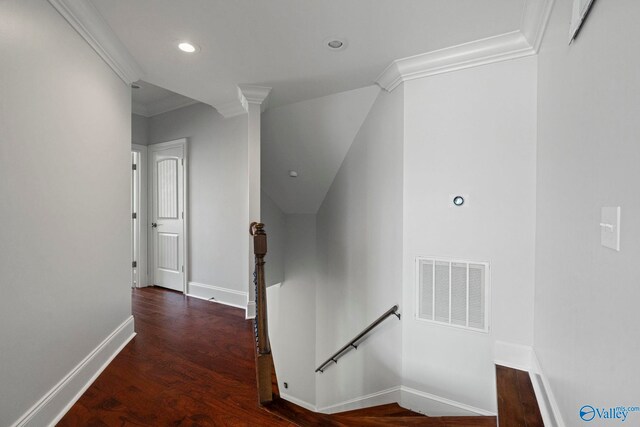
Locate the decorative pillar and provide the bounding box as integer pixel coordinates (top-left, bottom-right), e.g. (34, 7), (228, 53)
(238, 85), (271, 318)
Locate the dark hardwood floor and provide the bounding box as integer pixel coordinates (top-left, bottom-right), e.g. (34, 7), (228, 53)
(59, 287), (294, 426)
(264, 399), (498, 427)
(59, 287), (537, 426)
(496, 365), (544, 427)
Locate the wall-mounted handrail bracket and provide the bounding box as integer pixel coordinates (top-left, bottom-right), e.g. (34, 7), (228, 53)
(315, 304), (400, 373)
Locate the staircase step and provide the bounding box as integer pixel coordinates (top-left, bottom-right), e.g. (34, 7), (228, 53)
(496, 365), (544, 427)
(336, 403), (422, 417)
(264, 397), (497, 427)
(264, 398), (342, 426)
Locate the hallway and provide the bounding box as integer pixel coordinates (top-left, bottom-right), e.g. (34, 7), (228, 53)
(59, 288), (292, 426)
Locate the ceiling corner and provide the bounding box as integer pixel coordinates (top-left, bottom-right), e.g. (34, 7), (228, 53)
(376, 62), (403, 92)
(520, 0), (556, 53)
(216, 100), (247, 118)
(47, 0), (144, 84)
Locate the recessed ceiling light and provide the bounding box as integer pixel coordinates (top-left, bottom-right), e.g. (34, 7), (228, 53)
(178, 42), (199, 53)
(324, 37), (348, 51)
(289, 170), (298, 178)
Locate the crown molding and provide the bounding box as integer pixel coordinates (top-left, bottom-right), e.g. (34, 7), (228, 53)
(376, 0), (555, 91)
(151, 98), (198, 117)
(48, 0), (143, 84)
(521, 0), (556, 52)
(133, 96), (200, 117)
(218, 85), (272, 118)
(216, 100), (247, 118)
(376, 31), (533, 91)
(238, 85), (272, 113)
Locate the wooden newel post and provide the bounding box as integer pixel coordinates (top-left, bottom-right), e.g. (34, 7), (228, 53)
(251, 222), (270, 355)
(250, 222), (277, 404)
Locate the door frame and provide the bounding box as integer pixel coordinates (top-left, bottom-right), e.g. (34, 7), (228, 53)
(148, 138), (189, 293)
(132, 144), (148, 288)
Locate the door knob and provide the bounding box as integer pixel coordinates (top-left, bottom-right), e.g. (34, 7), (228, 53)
(152, 222), (158, 228)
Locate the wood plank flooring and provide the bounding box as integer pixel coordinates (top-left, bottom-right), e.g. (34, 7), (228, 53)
(496, 365), (544, 427)
(263, 399), (497, 427)
(58, 287), (537, 426)
(59, 287), (294, 427)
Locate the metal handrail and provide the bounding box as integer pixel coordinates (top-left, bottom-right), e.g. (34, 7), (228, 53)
(315, 305), (401, 373)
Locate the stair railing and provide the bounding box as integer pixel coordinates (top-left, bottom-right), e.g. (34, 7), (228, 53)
(315, 305), (401, 373)
(250, 222), (277, 404)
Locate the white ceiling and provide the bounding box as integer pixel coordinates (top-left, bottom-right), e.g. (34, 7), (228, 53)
(262, 85), (380, 214)
(88, 0), (531, 214)
(91, 0), (524, 110)
(131, 80), (198, 117)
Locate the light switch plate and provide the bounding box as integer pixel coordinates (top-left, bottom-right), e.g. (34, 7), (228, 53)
(600, 206), (621, 251)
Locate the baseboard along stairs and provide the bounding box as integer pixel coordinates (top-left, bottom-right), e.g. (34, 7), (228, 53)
(257, 363), (543, 426)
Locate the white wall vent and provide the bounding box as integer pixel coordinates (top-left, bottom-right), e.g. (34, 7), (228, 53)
(416, 257), (489, 332)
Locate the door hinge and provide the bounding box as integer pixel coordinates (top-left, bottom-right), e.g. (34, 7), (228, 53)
(132, 212), (137, 219)
(132, 163), (137, 170)
(182, 211), (184, 219)
(181, 158), (184, 166)
(181, 265), (184, 272)
(132, 261), (137, 268)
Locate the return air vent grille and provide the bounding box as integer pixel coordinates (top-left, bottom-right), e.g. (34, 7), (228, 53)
(416, 257), (489, 332)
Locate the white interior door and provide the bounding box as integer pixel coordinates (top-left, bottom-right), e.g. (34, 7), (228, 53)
(151, 143), (185, 292)
(131, 151), (139, 288)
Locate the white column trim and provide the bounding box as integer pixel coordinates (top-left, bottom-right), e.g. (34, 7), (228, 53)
(238, 85), (272, 113)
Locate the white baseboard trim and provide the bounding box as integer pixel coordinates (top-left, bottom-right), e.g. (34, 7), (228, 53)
(530, 351), (565, 427)
(400, 386), (496, 416)
(186, 281), (248, 310)
(318, 386), (401, 414)
(493, 341), (565, 427)
(11, 316), (136, 427)
(281, 393), (317, 412)
(494, 340), (534, 371)
(315, 385), (492, 416)
(246, 301), (256, 319)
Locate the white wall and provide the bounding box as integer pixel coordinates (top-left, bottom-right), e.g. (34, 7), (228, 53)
(261, 191), (285, 286)
(315, 88), (404, 408)
(267, 214), (318, 406)
(0, 1), (132, 425)
(261, 86), (380, 214)
(132, 113), (149, 145)
(535, 1), (640, 424)
(148, 104), (249, 298)
(402, 56), (537, 413)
